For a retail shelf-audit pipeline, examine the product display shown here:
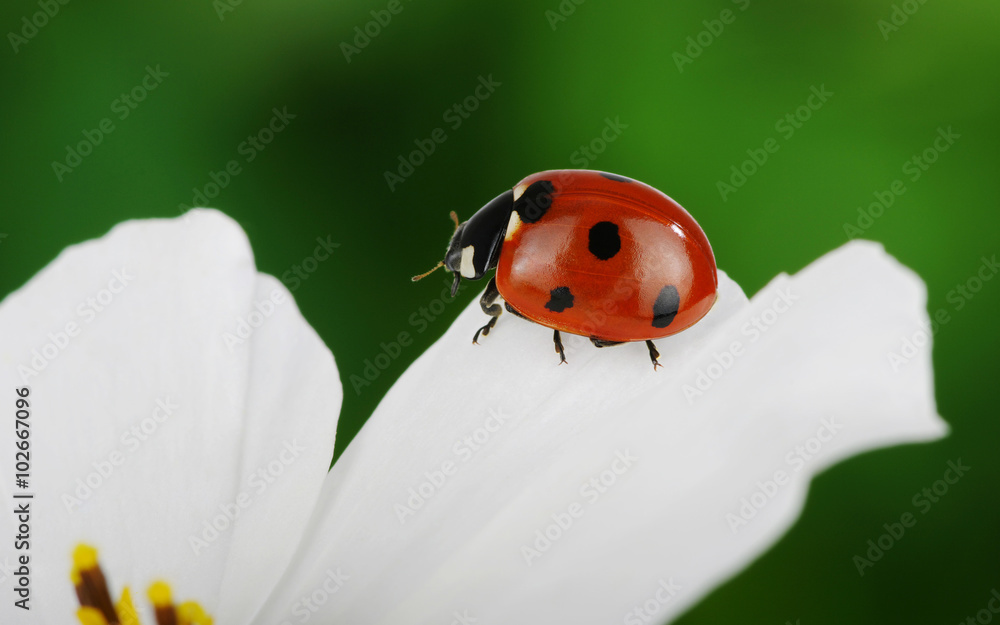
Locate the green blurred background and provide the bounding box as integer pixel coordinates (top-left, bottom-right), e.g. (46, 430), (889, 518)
(2, 0), (998, 622)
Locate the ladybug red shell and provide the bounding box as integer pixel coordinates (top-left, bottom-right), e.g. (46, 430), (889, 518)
(414, 169), (718, 367)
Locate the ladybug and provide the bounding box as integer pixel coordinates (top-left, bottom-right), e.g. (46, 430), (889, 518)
(413, 169), (718, 368)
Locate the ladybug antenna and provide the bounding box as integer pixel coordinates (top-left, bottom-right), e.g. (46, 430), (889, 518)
(411, 261), (444, 282)
(412, 212), (463, 282)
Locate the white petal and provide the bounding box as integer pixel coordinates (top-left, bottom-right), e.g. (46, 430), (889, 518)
(253, 240), (944, 625)
(0, 210), (340, 624)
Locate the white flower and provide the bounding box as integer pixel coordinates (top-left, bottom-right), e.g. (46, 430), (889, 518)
(0, 210), (945, 625)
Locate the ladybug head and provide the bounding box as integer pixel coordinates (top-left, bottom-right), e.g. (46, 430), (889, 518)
(414, 189), (515, 297)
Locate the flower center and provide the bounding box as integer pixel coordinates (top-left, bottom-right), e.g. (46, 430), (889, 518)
(71, 544), (212, 625)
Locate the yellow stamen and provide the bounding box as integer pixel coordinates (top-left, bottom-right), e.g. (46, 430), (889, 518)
(71, 543), (213, 625)
(77, 606), (110, 625)
(147, 581), (173, 608)
(72, 544), (98, 584)
(148, 581), (178, 625)
(177, 601), (213, 625)
(117, 587), (141, 625)
(72, 543), (119, 625)
(73, 544), (100, 570)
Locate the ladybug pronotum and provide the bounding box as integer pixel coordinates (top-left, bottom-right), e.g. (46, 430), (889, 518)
(413, 169), (718, 368)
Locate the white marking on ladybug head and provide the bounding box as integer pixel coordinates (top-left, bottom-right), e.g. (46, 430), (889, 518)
(513, 182), (529, 201)
(504, 211), (522, 242)
(460, 245), (476, 278)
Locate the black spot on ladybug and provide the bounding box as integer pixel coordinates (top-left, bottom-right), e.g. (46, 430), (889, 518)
(652, 285), (680, 328)
(588, 221), (621, 260)
(599, 172), (632, 183)
(514, 180), (555, 223)
(545, 286), (575, 313)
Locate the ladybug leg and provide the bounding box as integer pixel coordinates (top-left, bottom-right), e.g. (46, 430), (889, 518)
(472, 277), (502, 344)
(504, 302), (527, 319)
(590, 338), (624, 348)
(646, 340), (662, 370)
(553, 330), (568, 365)
(590, 337), (658, 369)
